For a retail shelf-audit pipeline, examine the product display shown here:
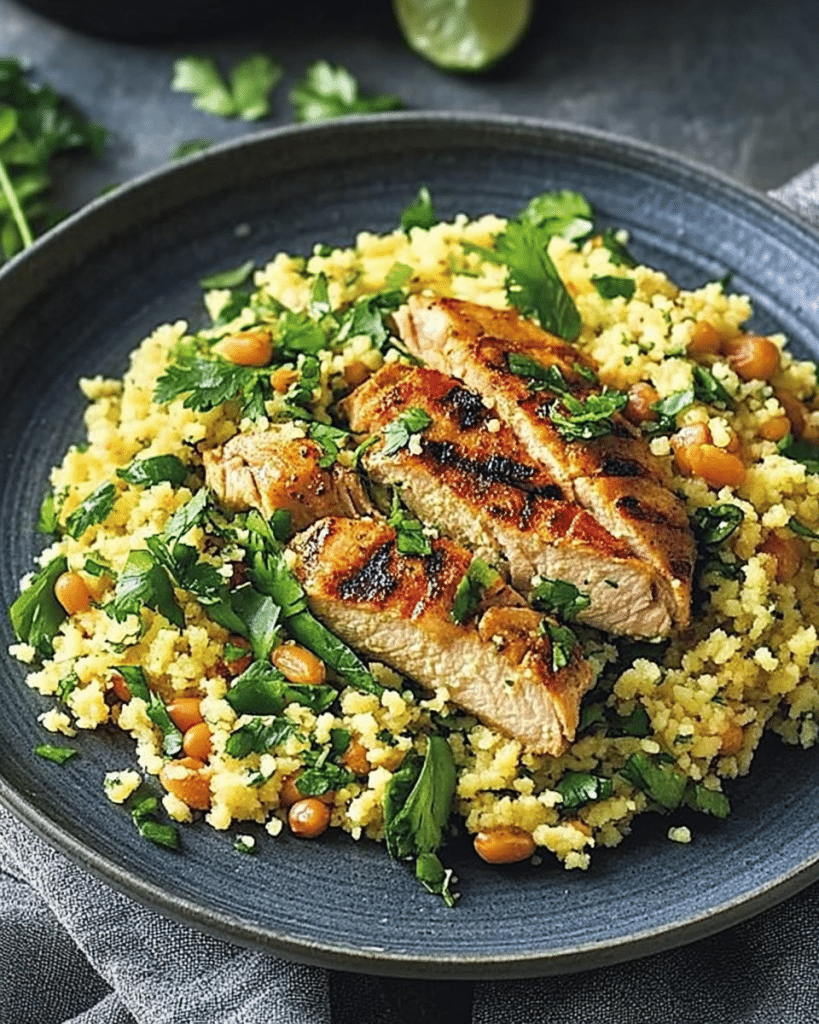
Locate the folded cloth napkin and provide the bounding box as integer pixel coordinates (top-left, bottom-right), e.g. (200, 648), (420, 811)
(3, 172), (819, 1024)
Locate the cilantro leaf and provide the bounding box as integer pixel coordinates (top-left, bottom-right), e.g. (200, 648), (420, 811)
(548, 389), (629, 442)
(128, 787), (179, 849)
(116, 665), (182, 756)
(451, 557), (500, 625)
(63, 482), (117, 539)
(518, 189), (594, 241)
(541, 620), (579, 672)
(111, 549), (184, 629)
(35, 744), (78, 764)
(400, 186), (437, 233)
(9, 555), (68, 659)
(778, 435), (819, 473)
(692, 365), (733, 409)
(388, 493), (432, 556)
(224, 716), (296, 758)
(335, 290), (405, 350)
(384, 735), (456, 867)
(591, 275), (636, 300)
(200, 259), (255, 290)
(172, 54), (283, 121)
(308, 422), (350, 468)
(619, 752), (687, 810)
(691, 504), (744, 548)
(117, 455), (187, 488)
(556, 770), (612, 808)
(381, 407), (432, 458)
(600, 228), (638, 268)
(530, 578), (590, 621)
(225, 661), (336, 716)
(289, 61), (403, 122)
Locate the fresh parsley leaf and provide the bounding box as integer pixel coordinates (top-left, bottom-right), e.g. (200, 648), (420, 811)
(690, 504), (744, 548)
(518, 189), (594, 241)
(415, 851), (457, 907)
(541, 620), (578, 673)
(229, 583), (280, 661)
(163, 489), (209, 548)
(600, 228), (638, 268)
(619, 752), (687, 811)
(295, 754), (355, 797)
(778, 435), (819, 473)
(225, 661), (336, 716)
(451, 557), (500, 625)
(115, 665), (183, 755)
(556, 770), (612, 809)
(128, 788), (179, 849)
(200, 259), (255, 290)
(385, 261), (414, 289)
(334, 290), (405, 350)
(117, 454), (187, 488)
(111, 549), (184, 629)
(400, 186), (437, 233)
(692, 365), (733, 409)
(388, 493), (432, 556)
(507, 352), (572, 393)
(34, 744), (78, 764)
(530, 578), (590, 621)
(289, 61), (403, 122)
(548, 389), (629, 442)
(154, 356), (246, 410)
(494, 219), (581, 341)
(381, 407), (432, 458)
(9, 555), (68, 659)
(63, 482), (117, 539)
(277, 309), (327, 358)
(591, 275), (636, 300)
(789, 518), (819, 540)
(224, 716), (295, 758)
(172, 54), (283, 121)
(308, 422), (350, 468)
(684, 783), (730, 819)
(384, 735), (456, 880)
(36, 490), (59, 535)
(646, 387), (695, 435)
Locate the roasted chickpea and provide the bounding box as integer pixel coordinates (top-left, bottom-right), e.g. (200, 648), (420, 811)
(288, 797), (331, 839)
(670, 423), (712, 476)
(341, 738), (370, 776)
(624, 382), (659, 425)
(759, 533), (803, 583)
(723, 334), (780, 382)
(166, 697), (204, 733)
(182, 721), (212, 762)
(213, 329), (273, 367)
(270, 367), (299, 393)
(774, 388), (808, 439)
(687, 444), (747, 489)
(719, 721), (744, 757)
(159, 756), (210, 810)
(758, 415), (791, 442)
(270, 643), (326, 685)
(473, 825), (536, 865)
(54, 571), (91, 614)
(221, 635), (253, 678)
(110, 672), (132, 704)
(687, 320), (723, 357)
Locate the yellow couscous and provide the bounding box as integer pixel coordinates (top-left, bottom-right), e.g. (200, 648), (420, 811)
(9, 188), (819, 902)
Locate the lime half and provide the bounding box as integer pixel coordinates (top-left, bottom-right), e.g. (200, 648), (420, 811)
(393, 0), (534, 73)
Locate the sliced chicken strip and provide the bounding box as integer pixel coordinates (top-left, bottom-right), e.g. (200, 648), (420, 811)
(394, 295), (695, 629)
(343, 362), (675, 637)
(203, 425), (373, 532)
(289, 516), (592, 755)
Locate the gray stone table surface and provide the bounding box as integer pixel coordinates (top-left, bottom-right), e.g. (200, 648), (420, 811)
(1, 1), (819, 1022)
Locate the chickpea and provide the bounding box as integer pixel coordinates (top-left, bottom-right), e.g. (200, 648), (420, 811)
(671, 423), (712, 476)
(719, 721), (744, 757)
(343, 360), (371, 389)
(212, 329), (273, 367)
(182, 721), (212, 761)
(758, 415), (791, 442)
(270, 643), (326, 685)
(341, 738), (370, 776)
(687, 444), (747, 489)
(159, 756), (210, 810)
(288, 797), (331, 839)
(624, 382), (659, 425)
(774, 388), (808, 439)
(54, 571), (91, 615)
(687, 320), (723, 357)
(473, 825), (536, 865)
(270, 367), (299, 393)
(723, 334), (780, 382)
(166, 696), (204, 733)
(759, 533), (803, 583)
(110, 672), (132, 703)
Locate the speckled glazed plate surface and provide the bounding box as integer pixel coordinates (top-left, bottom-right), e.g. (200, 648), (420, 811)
(2, 114), (819, 980)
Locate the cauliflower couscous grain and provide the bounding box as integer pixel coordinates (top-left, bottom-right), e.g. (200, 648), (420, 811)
(9, 188), (819, 903)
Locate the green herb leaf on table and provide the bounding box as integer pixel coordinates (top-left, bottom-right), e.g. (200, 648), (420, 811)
(128, 788), (180, 850)
(172, 54), (283, 121)
(290, 61), (403, 122)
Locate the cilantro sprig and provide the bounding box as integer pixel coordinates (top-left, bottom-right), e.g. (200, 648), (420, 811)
(172, 54), (283, 121)
(290, 61), (403, 122)
(381, 407), (432, 458)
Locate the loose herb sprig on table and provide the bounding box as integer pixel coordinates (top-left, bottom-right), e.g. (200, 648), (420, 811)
(0, 58), (107, 261)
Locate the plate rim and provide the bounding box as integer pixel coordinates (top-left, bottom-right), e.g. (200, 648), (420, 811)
(2, 111), (819, 979)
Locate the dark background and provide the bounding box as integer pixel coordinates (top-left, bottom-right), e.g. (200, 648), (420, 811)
(1, 1), (818, 1021)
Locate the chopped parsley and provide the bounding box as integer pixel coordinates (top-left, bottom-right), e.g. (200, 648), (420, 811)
(153, 355), (270, 419)
(128, 788), (179, 850)
(400, 185), (437, 233)
(451, 557), (500, 625)
(9, 555), (68, 660)
(388, 493), (432, 556)
(225, 661), (337, 717)
(591, 275), (636, 300)
(63, 482), (117, 539)
(540, 620), (578, 673)
(224, 716), (296, 758)
(116, 454), (188, 488)
(35, 744), (78, 764)
(289, 61), (403, 122)
(778, 434), (819, 473)
(548, 388), (629, 442)
(308, 422), (350, 468)
(556, 770), (612, 809)
(518, 189), (594, 242)
(600, 228), (638, 268)
(381, 407), (432, 458)
(116, 665), (182, 756)
(530, 578), (590, 621)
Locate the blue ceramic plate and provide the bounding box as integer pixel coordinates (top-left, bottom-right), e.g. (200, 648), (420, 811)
(2, 114), (819, 979)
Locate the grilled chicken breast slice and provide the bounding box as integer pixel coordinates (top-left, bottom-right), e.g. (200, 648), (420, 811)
(394, 295), (695, 630)
(203, 425), (373, 531)
(343, 363), (675, 637)
(289, 517), (592, 755)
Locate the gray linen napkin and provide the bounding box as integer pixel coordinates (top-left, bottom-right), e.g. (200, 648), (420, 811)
(3, 171), (819, 1024)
